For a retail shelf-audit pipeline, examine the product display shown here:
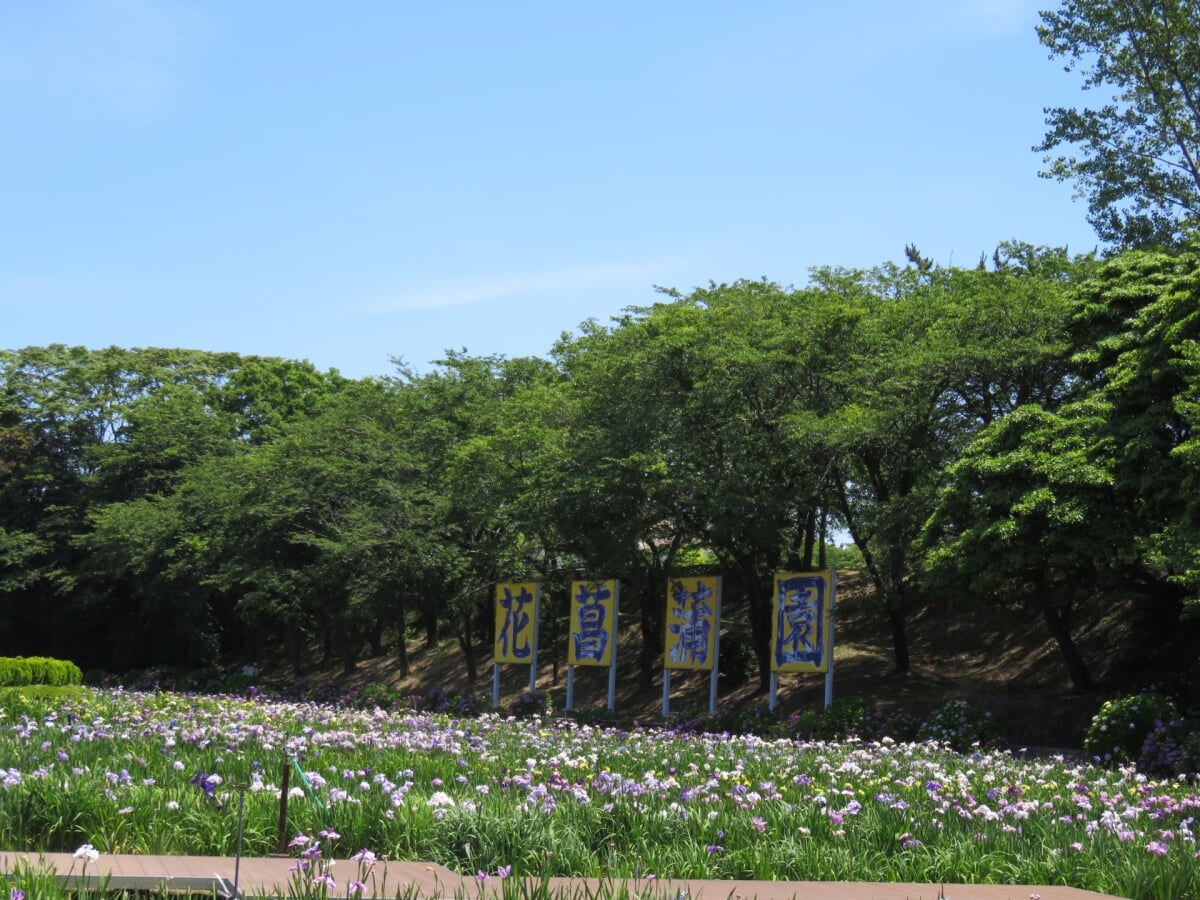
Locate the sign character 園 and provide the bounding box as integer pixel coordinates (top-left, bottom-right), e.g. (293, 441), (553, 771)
(772, 574), (827, 671)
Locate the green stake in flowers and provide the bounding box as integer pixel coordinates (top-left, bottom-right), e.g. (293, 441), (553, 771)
(233, 781), (249, 899)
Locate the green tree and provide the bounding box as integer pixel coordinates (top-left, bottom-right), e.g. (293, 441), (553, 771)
(438, 356), (580, 679)
(0, 346), (241, 666)
(922, 401), (1119, 691)
(819, 261), (952, 675)
(922, 242), (1200, 689)
(0, 346), (343, 669)
(550, 310), (714, 688)
(214, 356), (346, 443)
(393, 353), (563, 682)
(649, 281), (852, 689)
(260, 380), (432, 673)
(1069, 242), (1200, 614)
(550, 282), (851, 689)
(825, 246), (1084, 673)
(1036, 0), (1200, 247)
(136, 376), (441, 675)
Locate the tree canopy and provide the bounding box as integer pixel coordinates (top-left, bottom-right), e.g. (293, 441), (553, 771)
(1036, 0), (1200, 248)
(11, 238), (1185, 698)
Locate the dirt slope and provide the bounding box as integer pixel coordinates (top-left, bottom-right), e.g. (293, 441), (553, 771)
(279, 572), (1197, 749)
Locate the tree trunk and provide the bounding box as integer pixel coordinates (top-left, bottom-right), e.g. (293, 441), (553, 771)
(334, 617), (361, 675)
(421, 606), (440, 645)
(1035, 593), (1095, 692)
(322, 627), (335, 665)
(818, 507), (828, 570)
(835, 479), (910, 673)
(638, 579), (660, 691)
(740, 555), (772, 693)
(395, 600), (409, 679)
(801, 510), (816, 569)
(887, 596), (911, 675)
(637, 535), (683, 690)
(456, 623), (478, 682)
(288, 631), (306, 675)
(549, 583), (559, 685)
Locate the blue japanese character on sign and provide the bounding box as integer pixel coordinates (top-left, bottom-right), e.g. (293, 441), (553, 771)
(498, 585), (535, 660)
(572, 582), (611, 663)
(774, 575), (824, 668)
(668, 579), (714, 667)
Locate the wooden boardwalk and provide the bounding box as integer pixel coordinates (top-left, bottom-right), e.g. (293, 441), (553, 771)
(0, 851), (1128, 900)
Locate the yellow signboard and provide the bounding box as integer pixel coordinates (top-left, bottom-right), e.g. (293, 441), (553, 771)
(664, 577), (719, 671)
(770, 571), (832, 673)
(568, 580), (617, 666)
(494, 581), (538, 664)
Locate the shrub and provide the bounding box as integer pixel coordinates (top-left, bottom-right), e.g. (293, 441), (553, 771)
(215, 672), (257, 695)
(0, 658), (32, 686)
(411, 685), (451, 713)
(451, 691), (485, 718)
(121, 667), (180, 691)
(671, 703), (780, 737)
(777, 697), (916, 743)
(355, 682), (406, 710)
(820, 695), (871, 740)
(0, 656), (82, 687)
(917, 699), (1001, 751)
(409, 685), (485, 717)
(853, 706), (922, 743)
(508, 689), (553, 719)
(1138, 716), (1200, 778)
(1084, 691), (1179, 765)
(60, 658), (83, 685)
(82, 669), (111, 687)
(778, 708), (822, 741)
(177, 668), (222, 692)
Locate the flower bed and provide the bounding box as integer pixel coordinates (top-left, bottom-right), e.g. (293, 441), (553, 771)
(0, 688), (1196, 900)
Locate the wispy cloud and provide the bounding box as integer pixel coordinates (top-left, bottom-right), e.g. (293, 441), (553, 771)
(358, 259), (680, 314)
(905, 0), (1036, 42)
(969, 0), (1036, 35)
(0, 0), (212, 116)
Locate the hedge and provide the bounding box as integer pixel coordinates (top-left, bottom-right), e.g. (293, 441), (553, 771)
(0, 656), (83, 686)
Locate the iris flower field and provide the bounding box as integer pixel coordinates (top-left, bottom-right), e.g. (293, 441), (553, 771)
(0, 688), (1197, 900)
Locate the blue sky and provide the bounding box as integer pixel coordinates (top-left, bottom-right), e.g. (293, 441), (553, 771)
(3, 0), (1101, 381)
